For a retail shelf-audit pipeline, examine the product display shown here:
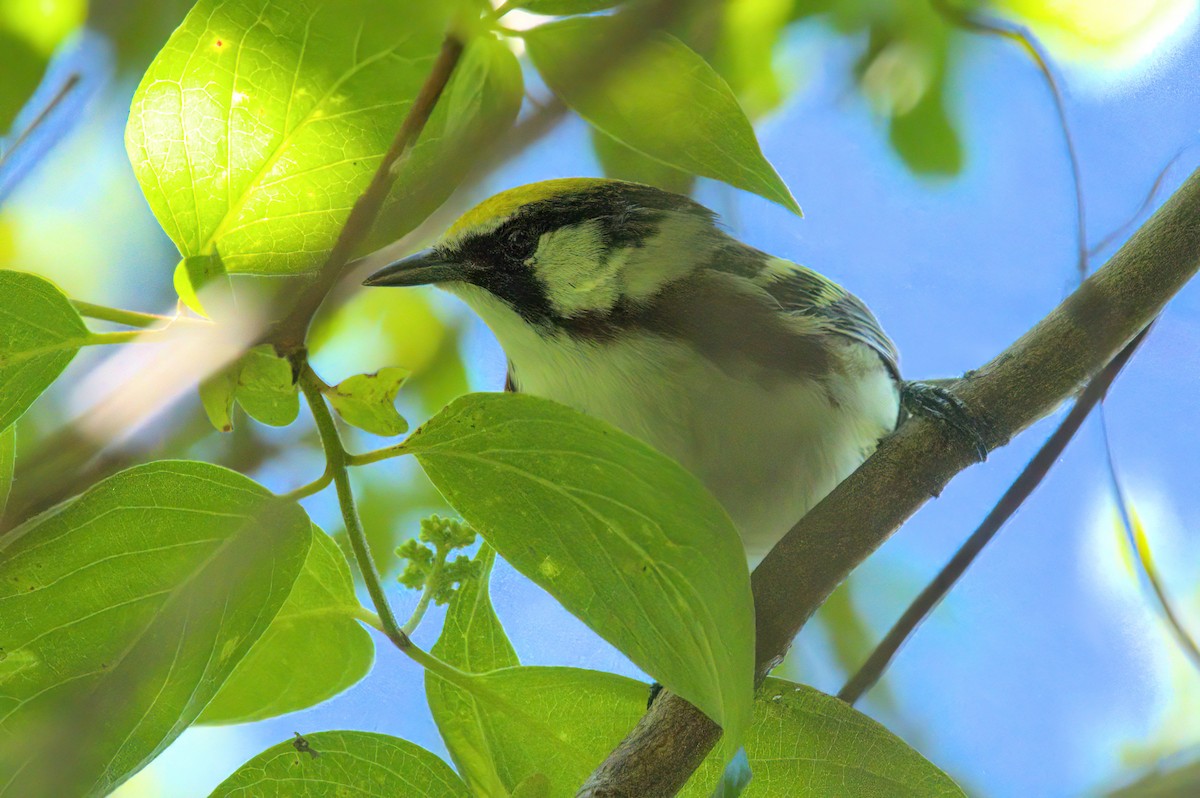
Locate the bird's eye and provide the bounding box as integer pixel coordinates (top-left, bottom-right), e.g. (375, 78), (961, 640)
(500, 227), (537, 262)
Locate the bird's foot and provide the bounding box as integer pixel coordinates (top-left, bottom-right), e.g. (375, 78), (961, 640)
(901, 380), (991, 462)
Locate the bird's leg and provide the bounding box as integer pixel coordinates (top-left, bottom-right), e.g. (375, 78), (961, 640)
(900, 380), (991, 462)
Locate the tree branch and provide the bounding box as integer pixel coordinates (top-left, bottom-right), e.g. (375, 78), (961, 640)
(578, 167), (1200, 798)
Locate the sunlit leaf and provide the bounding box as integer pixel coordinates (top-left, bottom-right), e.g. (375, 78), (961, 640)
(0, 0), (86, 134)
(364, 31), (524, 253)
(0, 461), (311, 797)
(0, 270), (89, 431)
(172, 252), (230, 317)
(125, 0), (448, 275)
(209, 730), (470, 797)
(402, 392), (755, 752)
(512, 773), (552, 798)
(427, 544), (519, 798)
(0, 424), (13, 521)
(234, 345), (298, 427)
(198, 527), (374, 725)
(590, 127), (693, 195)
(526, 15), (800, 214)
(327, 366), (409, 437)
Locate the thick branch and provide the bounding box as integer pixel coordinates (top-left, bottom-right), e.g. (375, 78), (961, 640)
(579, 168), (1200, 798)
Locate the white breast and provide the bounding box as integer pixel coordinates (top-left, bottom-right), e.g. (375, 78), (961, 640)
(451, 285), (900, 561)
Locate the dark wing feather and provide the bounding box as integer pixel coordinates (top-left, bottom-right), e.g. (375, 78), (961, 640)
(759, 261), (900, 379)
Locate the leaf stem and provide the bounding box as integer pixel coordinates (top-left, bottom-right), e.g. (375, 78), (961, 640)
(84, 329), (176, 346)
(73, 300), (203, 329)
(345, 443), (409, 467)
(280, 469), (333, 501)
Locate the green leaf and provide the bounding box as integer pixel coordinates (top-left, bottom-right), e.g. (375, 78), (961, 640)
(732, 679), (965, 796)
(0, 270), (89, 431)
(1106, 756), (1200, 796)
(427, 544), (520, 798)
(712, 0), (792, 118)
(198, 527), (374, 725)
(517, 0), (624, 14)
(125, 0), (448, 275)
(199, 364), (238, 433)
(327, 366), (410, 437)
(365, 31), (524, 254)
(526, 16), (800, 214)
(512, 773), (552, 798)
(402, 392), (754, 752)
(209, 730), (470, 797)
(0, 460), (311, 797)
(446, 666), (963, 797)
(0, 424), (13, 521)
(235, 345), (299, 426)
(172, 253), (231, 317)
(590, 126), (693, 196)
(889, 83), (963, 176)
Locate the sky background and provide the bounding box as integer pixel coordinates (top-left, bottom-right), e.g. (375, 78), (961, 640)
(5, 3), (1200, 796)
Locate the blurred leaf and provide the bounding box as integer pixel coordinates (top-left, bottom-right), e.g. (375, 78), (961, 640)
(0, 0), (85, 134)
(889, 80), (962, 175)
(327, 366), (410, 437)
(517, 0), (624, 14)
(526, 16), (801, 214)
(1107, 756), (1200, 797)
(209, 730), (470, 797)
(365, 32), (525, 252)
(198, 527), (374, 725)
(427, 544), (519, 798)
(0, 424), (13, 520)
(0, 270), (88, 431)
(0, 461), (311, 796)
(402, 392), (755, 753)
(235, 345), (299, 427)
(713, 0), (792, 118)
(814, 577), (894, 707)
(590, 126), (694, 195)
(125, 0), (448, 274)
(199, 364), (238, 432)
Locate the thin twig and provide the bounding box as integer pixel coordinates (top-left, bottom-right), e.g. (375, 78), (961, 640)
(0, 73), (80, 177)
(269, 36), (466, 352)
(932, 0), (1087, 281)
(72, 300), (206, 329)
(838, 326), (1151, 705)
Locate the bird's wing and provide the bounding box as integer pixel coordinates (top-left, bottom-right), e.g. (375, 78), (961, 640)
(756, 259), (900, 379)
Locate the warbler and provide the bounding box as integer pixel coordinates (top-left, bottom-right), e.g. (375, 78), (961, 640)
(366, 178), (959, 560)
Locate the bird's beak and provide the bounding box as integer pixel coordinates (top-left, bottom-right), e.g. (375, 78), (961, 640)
(363, 248), (460, 287)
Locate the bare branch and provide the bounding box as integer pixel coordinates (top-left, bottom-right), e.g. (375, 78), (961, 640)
(579, 168), (1200, 798)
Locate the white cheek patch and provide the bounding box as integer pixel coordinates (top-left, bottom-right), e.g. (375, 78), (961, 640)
(535, 220), (623, 316)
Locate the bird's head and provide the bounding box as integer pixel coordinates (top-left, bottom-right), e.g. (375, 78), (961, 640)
(364, 178), (732, 339)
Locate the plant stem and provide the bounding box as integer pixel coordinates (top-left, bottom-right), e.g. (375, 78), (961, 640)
(401, 547), (445, 636)
(299, 363), (407, 648)
(269, 35), (465, 352)
(73, 300), (202, 329)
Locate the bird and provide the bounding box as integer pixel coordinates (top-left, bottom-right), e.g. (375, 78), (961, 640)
(365, 178), (970, 562)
